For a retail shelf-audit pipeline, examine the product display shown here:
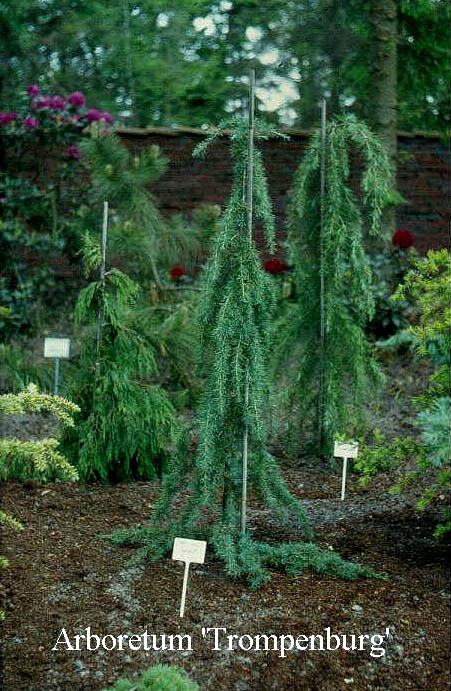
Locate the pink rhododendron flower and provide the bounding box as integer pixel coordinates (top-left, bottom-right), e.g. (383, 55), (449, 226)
(100, 111), (114, 124)
(0, 112), (19, 125)
(34, 97), (51, 109)
(49, 95), (65, 111)
(85, 108), (102, 122)
(66, 145), (81, 159)
(26, 84), (40, 97)
(24, 116), (40, 129)
(68, 91), (86, 108)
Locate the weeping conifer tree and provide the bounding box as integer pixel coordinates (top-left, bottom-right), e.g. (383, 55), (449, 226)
(109, 114), (374, 588)
(275, 114), (392, 457)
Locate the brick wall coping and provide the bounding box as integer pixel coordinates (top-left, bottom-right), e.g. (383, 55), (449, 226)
(117, 125), (447, 141)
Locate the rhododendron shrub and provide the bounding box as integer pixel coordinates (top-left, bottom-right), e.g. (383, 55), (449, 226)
(0, 86), (114, 142)
(0, 83), (115, 338)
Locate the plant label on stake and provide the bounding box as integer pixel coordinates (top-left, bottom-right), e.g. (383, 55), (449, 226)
(334, 441), (359, 501)
(44, 338), (71, 395)
(172, 538), (206, 618)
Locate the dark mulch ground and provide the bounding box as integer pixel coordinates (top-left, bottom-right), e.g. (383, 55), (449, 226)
(0, 351), (449, 690)
(1, 471), (449, 691)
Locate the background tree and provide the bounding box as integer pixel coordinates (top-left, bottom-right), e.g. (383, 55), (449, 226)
(371, 0), (397, 235)
(108, 115), (374, 588)
(61, 225), (176, 482)
(1, 1), (448, 131)
(79, 132), (219, 402)
(275, 114), (392, 457)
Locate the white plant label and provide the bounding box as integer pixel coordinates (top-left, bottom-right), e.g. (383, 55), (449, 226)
(334, 440), (359, 501)
(172, 538), (206, 618)
(334, 441), (359, 459)
(44, 337), (71, 359)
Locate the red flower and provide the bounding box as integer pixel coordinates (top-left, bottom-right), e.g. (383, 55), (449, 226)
(392, 229), (414, 249)
(169, 265), (188, 280)
(263, 257), (290, 274)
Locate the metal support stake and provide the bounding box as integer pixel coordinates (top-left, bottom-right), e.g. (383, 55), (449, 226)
(341, 457), (348, 501)
(95, 201), (109, 374)
(54, 357), (60, 395)
(179, 562), (190, 618)
(241, 68), (255, 536)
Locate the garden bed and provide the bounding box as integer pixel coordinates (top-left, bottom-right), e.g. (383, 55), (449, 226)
(1, 469), (449, 690)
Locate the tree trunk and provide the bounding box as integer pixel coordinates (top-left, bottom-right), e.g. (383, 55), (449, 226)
(370, 0), (398, 236)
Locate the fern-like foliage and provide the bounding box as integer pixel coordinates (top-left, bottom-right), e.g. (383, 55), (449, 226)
(62, 237), (176, 482)
(275, 114), (391, 456)
(0, 343), (53, 393)
(106, 117), (375, 587)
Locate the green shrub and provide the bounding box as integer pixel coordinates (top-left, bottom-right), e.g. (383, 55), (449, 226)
(417, 397), (451, 468)
(0, 384), (79, 481)
(62, 232), (176, 482)
(356, 251), (451, 538)
(104, 664), (199, 691)
(366, 244), (418, 339)
(354, 431), (423, 486)
(0, 343), (52, 393)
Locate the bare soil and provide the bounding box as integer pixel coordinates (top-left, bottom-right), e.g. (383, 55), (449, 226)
(0, 469), (449, 691)
(0, 350), (449, 690)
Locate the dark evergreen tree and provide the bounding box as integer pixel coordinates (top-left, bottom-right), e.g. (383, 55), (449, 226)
(61, 225), (175, 482)
(79, 132), (219, 405)
(275, 114), (392, 457)
(109, 115), (374, 587)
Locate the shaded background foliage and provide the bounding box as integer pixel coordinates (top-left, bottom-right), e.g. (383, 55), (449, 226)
(0, 0), (449, 130)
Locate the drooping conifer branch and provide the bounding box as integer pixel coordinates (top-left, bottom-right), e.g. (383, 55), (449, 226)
(275, 114), (392, 457)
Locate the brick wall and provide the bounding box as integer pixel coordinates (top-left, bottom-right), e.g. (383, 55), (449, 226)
(119, 126), (450, 254)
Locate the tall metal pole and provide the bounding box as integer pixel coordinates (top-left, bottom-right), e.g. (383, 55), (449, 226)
(241, 69), (255, 535)
(96, 201), (109, 373)
(317, 99), (327, 455)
